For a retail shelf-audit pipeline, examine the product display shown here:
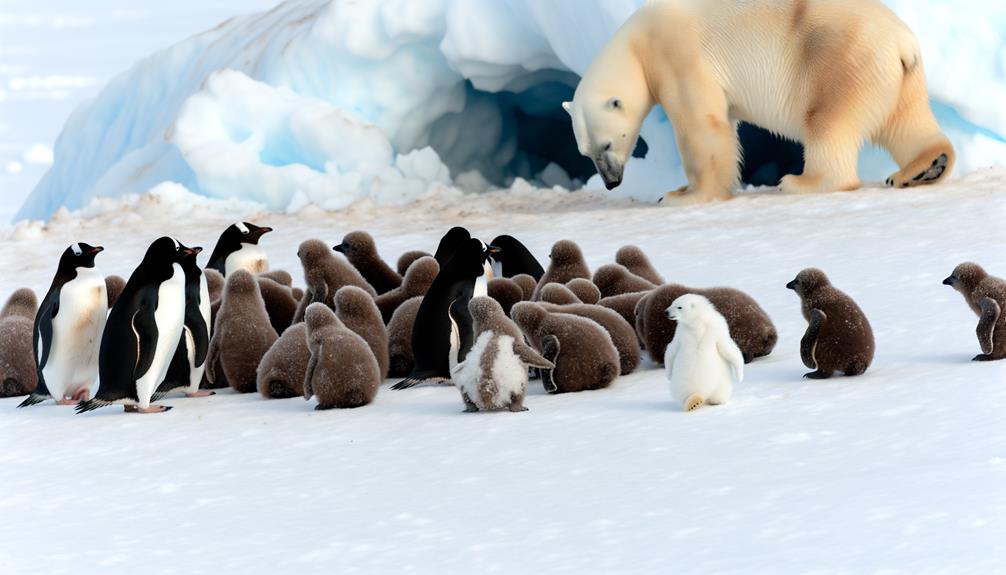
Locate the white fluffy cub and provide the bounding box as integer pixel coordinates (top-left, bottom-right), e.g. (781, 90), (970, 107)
(665, 294), (744, 411)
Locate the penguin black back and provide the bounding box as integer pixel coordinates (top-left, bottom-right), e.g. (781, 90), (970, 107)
(433, 226), (471, 267)
(393, 238), (494, 389)
(489, 235), (544, 281)
(205, 222), (272, 275)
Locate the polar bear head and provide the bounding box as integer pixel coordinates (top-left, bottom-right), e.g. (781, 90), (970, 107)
(665, 293), (716, 325)
(563, 94), (644, 190)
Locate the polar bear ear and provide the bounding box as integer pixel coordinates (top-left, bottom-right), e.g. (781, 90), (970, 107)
(561, 101), (573, 115)
(606, 97), (623, 111)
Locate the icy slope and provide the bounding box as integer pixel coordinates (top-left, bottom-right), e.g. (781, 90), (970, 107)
(16, 0), (1006, 221)
(2, 172), (1006, 573)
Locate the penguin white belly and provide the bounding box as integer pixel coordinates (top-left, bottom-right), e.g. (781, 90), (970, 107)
(486, 334), (527, 407)
(134, 264), (186, 408)
(448, 314), (461, 375)
(224, 244), (268, 276)
(43, 268), (108, 399)
(183, 327), (200, 393)
(454, 333), (526, 409)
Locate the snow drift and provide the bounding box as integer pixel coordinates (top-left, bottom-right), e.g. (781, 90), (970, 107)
(16, 0), (1006, 221)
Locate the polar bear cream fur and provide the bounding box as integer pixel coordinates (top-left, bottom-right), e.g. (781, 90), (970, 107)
(665, 294), (744, 411)
(564, 0), (954, 203)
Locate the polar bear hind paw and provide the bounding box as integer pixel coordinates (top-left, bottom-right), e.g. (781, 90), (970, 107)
(886, 154), (948, 188)
(683, 393), (706, 412)
(660, 186), (730, 206)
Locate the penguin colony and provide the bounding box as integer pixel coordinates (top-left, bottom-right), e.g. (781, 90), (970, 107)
(0, 221), (994, 414)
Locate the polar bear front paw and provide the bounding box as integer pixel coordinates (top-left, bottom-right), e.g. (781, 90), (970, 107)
(659, 186), (730, 206)
(683, 393), (706, 412)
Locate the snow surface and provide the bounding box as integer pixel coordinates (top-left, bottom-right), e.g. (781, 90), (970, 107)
(15, 0), (1006, 221)
(2, 172), (1006, 573)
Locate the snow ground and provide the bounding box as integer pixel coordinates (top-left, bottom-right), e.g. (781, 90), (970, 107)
(2, 172), (1006, 573)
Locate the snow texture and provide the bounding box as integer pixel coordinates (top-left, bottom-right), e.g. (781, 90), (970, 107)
(15, 0), (1006, 221)
(2, 171), (1006, 573)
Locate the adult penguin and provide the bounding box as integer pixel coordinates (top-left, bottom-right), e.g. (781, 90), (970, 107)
(205, 222), (273, 276)
(392, 238), (498, 389)
(433, 226), (471, 267)
(77, 237), (195, 414)
(489, 235), (544, 281)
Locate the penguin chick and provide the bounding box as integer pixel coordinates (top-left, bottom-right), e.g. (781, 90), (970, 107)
(665, 294), (744, 411)
(637, 284), (777, 364)
(0, 289), (39, 397)
(375, 256), (439, 324)
(539, 283), (582, 306)
(787, 268), (874, 378)
(387, 296), (423, 378)
(104, 275), (126, 308)
(487, 277), (524, 317)
(599, 291), (651, 347)
(396, 250), (433, 277)
(334, 231), (402, 295)
(539, 302), (640, 375)
(256, 323), (310, 399)
(258, 277), (298, 335)
(204, 268), (225, 302)
(511, 302), (619, 394)
(304, 303), (380, 410)
(452, 297), (553, 412)
(566, 278), (601, 305)
(511, 274), (537, 301)
(294, 239), (376, 322)
(943, 262), (1006, 361)
(335, 285), (389, 379)
(259, 270), (293, 287)
(615, 245), (664, 285)
(593, 264), (657, 299)
(206, 270), (279, 393)
(532, 240), (590, 300)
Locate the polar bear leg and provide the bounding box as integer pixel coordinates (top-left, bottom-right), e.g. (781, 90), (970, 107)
(780, 133), (862, 195)
(706, 381), (732, 406)
(683, 393), (705, 412)
(661, 76), (738, 205)
(876, 70), (955, 188)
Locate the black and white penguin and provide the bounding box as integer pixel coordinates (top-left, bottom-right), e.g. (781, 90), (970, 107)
(433, 226), (471, 266)
(153, 245), (214, 400)
(76, 237), (194, 414)
(19, 243), (108, 407)
(392, 238), (498, 389)
(205, 222), (273, 276)
(489, 235), (544, 281)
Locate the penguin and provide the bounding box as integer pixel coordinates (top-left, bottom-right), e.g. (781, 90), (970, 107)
(512, 302), (620, 394)
(593, 264), (657, 299)
(943, 262), (1006, 361)
(293, 239), (376, 323)
(375, 256), (439, 324)
(19, 243), (107, 408)
(256, 323), (310, 399)
(75, 238), (190, 414)
(397, 250), (433, 277)
(205, 222), (273, 276)
(304, 303), (380, 410)
(258, 276), (299, 335)
(488, 235), (544, 280)
(787, 268), (874, 378)
(259, 270), (293, 287)
(539, 301), (641, 375)
(452, 297), (553, 412)
(599, 291), (651, 347)
(387, 296), (424, 378)
(334, 231), (402, 295)
(566, 278), (602, 305)
(0, 288), (39, 397)
(204, 268), (225, 302)
(532, 240), (590, 300)
(636, 284), (777, 364)
(152, 245), (213, 400)
(434, 226), (471, 266)
(392, 238), (499, 389)
(487, 277), (524, 317)
(511, 274), (538, 301)
(104, 275), (126, 308)
(334, 286), (389, 379)
(615, 245), (665, 285)
(539, 283), (582, 306)
(205, 270), (280, 393)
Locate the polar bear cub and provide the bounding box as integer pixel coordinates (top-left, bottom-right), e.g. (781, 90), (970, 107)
(565, 0), (954, 203)
(665, 294), (744, 411)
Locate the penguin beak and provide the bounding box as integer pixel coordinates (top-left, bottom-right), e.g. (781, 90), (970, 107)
(942, 276), (955, 286)
(181, 246), (200, 257)
(333, 243), (347, 254)
(786, 280), (797, 290)
(88, 246), (104, 255)
(487, 246), (502, 255)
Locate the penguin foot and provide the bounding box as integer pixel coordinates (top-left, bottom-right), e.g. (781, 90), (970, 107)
(128, 405), (173, 414)
(57, 399), (77, 406)
(684, 394), (705, 412)
(972, 353), (999, 362)
(71, 388), (91, 402)
(186, 390), (215, 398)
(803, 370), (833, 379)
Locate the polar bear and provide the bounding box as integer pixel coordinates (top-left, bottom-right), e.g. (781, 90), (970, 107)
(664, 294), (744, 411)
(563, 0), (955, 203)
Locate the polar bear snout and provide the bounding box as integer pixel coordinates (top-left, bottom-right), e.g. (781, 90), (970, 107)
(664, 306), (681, 321)
(594, 152), (623, 190)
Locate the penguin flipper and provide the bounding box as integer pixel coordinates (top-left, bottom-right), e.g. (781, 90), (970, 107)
(186, 306), (210, 367)
(131, 303), (159, 381)
(512, 340), (554, 370)
(33, 292), (57, 378)
(303, 347), (319, 400)
(800, 309), (827, 370)
(977, 297), (1001, 355)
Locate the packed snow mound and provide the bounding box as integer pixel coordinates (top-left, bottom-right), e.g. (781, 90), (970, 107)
(17, 0), (1006, 221)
